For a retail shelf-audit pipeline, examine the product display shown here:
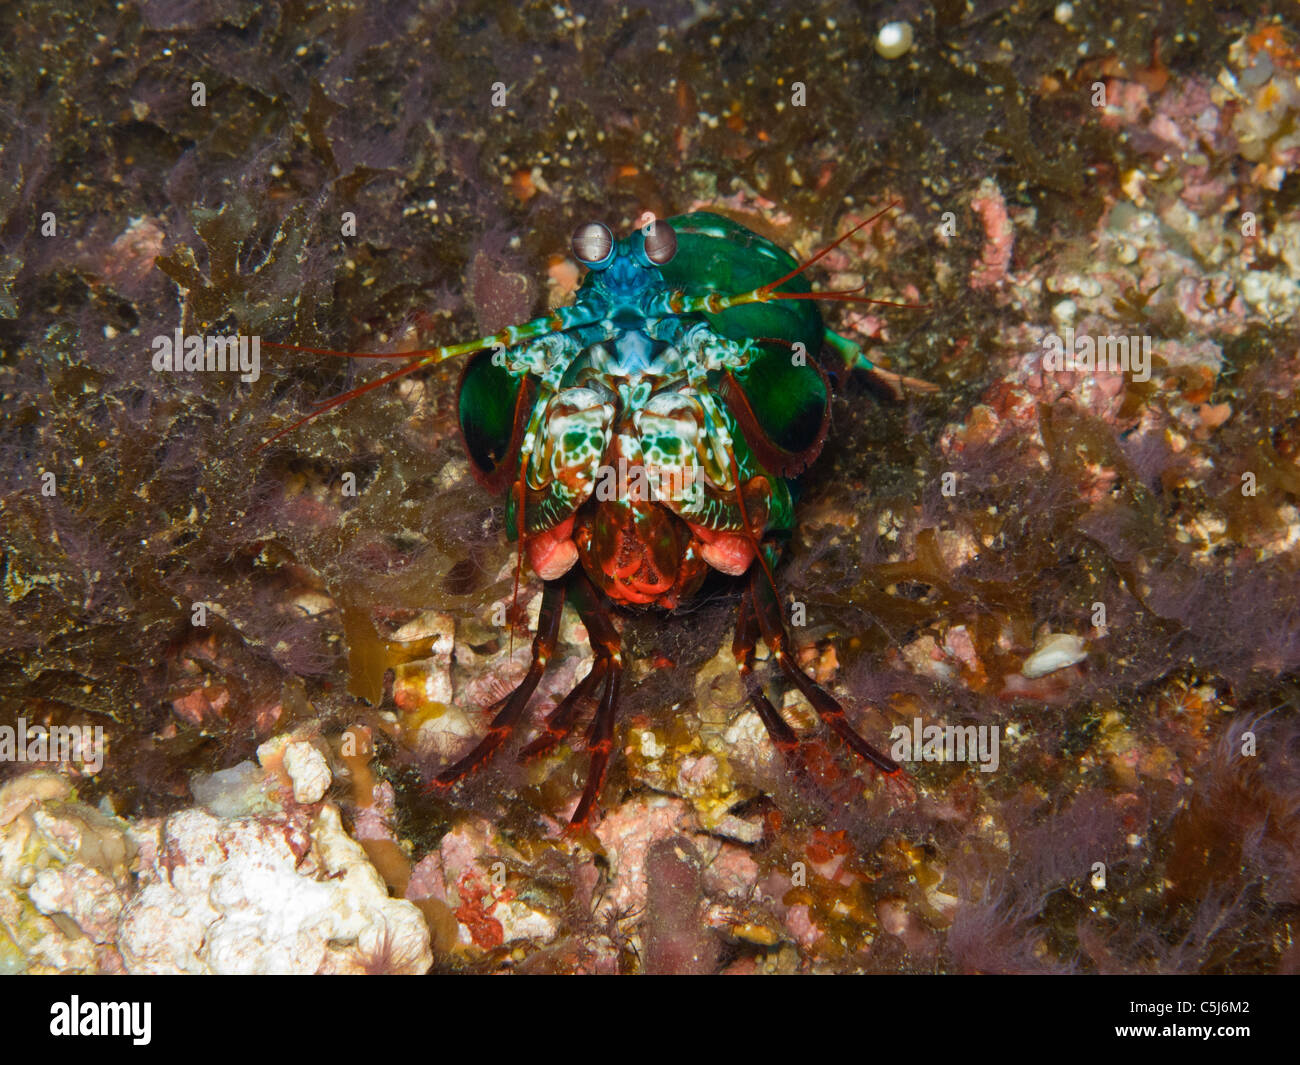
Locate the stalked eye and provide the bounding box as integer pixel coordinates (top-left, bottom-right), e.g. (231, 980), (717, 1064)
(572, 221), (614, 268)
(642, 220), (677, 264)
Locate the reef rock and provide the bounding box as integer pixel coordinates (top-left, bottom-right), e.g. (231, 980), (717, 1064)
(118, 803), (430, 974)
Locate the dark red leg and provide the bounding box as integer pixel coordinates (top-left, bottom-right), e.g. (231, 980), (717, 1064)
(570, 651), (622, 827)
(518, 566), (623, 764)
(518, 658), (609, 762)
(747, 566), (909, 787)
(495, 570), (623, 826)
(426, 578), (567, 790)
(564, 571), (624, 828)
(733, 587), (800, 758)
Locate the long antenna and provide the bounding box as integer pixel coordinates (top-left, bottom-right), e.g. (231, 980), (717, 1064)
(759, 200), (901, 294)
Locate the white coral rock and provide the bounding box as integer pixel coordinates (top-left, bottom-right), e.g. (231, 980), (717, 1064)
(0, 772), (134, 972)
(118, 805), (430, 975)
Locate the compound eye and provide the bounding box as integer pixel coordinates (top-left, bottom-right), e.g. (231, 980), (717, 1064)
(572, 221), (614, 267)
(642, 220), (677, 264)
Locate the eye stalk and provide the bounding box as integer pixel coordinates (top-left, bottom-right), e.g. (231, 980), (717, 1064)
(642, 220), (677, 265)
(572, 221), (615, 269)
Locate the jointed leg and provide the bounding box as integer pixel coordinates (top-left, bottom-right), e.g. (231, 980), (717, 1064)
(518, 569), (622, 764)
(570, 649), (622, 827)
(747, 566), (907, 783)
(504, 569), (624, 827)
(427, 578), (567, 789)
(733, 586), (800, 758)
(565, 571), (624, 827)
(518, 658), (609, 762)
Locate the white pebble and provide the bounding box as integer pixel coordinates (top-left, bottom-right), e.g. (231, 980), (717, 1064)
(875, 21), (914, 60)
(1021, 633), (1087, 678)
(284, 742), (331, 804)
